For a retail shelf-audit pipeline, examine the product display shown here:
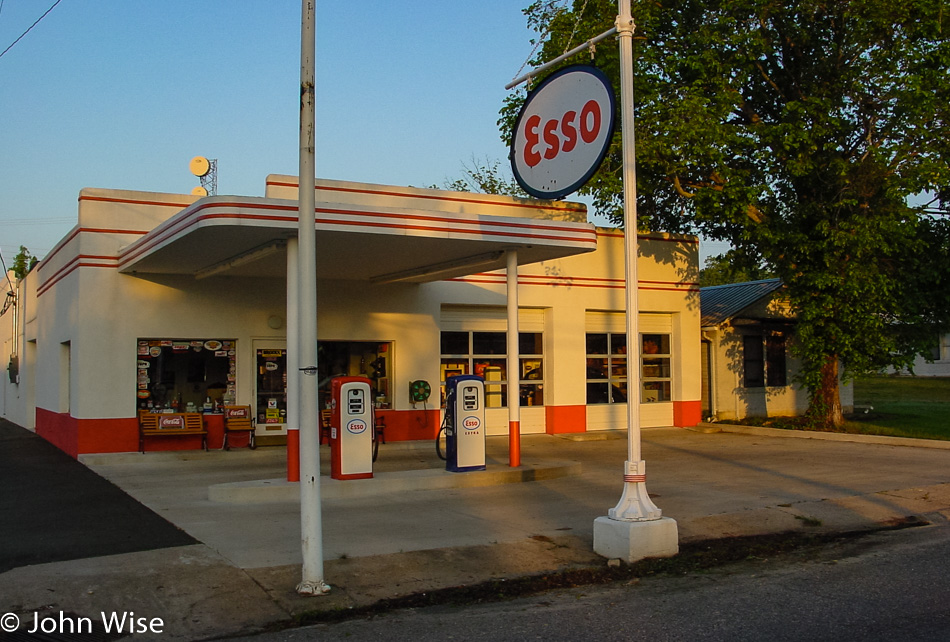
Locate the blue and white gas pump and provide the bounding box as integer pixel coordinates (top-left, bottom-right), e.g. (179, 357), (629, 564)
(444, 374), (486, 472)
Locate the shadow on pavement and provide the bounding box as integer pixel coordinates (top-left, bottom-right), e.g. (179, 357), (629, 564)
(0, 420), (196, 574)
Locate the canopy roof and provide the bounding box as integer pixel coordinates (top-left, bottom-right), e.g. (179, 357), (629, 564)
(117, 195), (598, 283)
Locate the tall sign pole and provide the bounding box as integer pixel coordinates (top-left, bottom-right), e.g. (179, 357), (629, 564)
(296, 0), (329, 596)
(590, 0), (678, 562)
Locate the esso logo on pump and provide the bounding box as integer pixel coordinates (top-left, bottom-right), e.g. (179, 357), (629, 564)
(346, 419), (368, 435)
(462, 416), (481, 432)
(511, 65), (616, 200)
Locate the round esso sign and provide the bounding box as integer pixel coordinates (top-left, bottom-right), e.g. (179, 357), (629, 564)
(346, 418), (368, 435)
(510, 65), (616, 200)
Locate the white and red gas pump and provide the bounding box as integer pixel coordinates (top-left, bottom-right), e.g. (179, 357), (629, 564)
(329, 376), (374, 480)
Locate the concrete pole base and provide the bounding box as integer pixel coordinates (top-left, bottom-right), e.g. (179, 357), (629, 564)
(593, 515), (679, 563)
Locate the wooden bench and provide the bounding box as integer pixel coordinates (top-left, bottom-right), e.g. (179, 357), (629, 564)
(223, 405), (256, 450)
(138, 411), (208, 453)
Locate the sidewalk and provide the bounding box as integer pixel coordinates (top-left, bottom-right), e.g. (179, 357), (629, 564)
(3, 424), (950, 640)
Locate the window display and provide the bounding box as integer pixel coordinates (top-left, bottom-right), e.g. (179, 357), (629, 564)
(137, 339), (236, 412)
(440, 331), (544, 407)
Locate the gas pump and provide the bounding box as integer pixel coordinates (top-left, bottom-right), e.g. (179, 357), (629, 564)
(444, 374), (486, 473)
(329, 376), (374, 480)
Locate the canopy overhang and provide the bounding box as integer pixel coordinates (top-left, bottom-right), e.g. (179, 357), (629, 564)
(117, 195), (598, 282)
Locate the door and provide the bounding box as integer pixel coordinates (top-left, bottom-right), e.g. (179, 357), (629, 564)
(255, 342), (287, 436)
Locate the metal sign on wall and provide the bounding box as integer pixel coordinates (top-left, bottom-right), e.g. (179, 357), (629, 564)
(510, 65), (616, 200)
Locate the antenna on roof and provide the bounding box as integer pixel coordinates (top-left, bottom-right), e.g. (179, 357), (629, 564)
(189, 156), (217, 196)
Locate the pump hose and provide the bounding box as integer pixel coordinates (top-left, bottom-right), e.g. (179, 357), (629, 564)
(435, 391), (452, 461)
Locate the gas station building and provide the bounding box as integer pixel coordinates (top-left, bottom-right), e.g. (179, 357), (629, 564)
(0, 175), (702, 457)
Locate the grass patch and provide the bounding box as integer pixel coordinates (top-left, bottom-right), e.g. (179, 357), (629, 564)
(734, 375), (950, 441)
(848, 375), (950, 441)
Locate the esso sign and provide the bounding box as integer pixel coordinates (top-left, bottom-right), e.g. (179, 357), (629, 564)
(462, 416), (481, 431)
(510, 65), (616, 200)
(346, 419), (368, 435)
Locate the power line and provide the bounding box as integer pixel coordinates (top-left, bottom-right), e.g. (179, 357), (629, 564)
(0, 0), (63, 61)
(0, 217), (72, 226)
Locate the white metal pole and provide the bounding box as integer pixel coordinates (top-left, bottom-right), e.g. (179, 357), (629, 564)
(296, 0), (329, 595)
(506, 249), (521, 467)
(608, 0), (661, 521)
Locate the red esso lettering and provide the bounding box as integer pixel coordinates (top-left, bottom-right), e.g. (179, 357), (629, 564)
(523, 115), (542, 168)
(522, 100), (602, 168)
(580, 99), (601, 143)
(464, 418), (479, 428)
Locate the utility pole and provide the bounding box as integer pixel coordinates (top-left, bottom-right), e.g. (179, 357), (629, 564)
(295, 0), (329, 596)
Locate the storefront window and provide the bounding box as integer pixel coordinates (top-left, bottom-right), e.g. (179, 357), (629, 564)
(440, 331), (543, 408)
(253, 342), (392, 424)
(586, 332), (672, 404)
(137, 339), (235, 412)
(641, 333), (672, 403)
(317, 341), (392, 410)
(586, 333), (627, 404)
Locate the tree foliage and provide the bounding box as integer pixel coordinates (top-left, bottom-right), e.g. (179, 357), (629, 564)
(437, 157), (528, 197)
(699, 251), (774, 287)
(504, 0), (950, 427)
(11, 246), (37, 280)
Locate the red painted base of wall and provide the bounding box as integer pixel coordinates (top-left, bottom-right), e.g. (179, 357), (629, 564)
(376, 409), (441, 441)
(36, 408), (206, 457)
(35, 402), (698, 458)
(545, 405), (587, 434)
(673, 400), (703, 427)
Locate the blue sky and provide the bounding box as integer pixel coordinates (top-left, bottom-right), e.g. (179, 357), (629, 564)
(0, 1), (727, 264)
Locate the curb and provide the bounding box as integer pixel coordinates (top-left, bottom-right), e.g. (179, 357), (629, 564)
(208, 460), (583, 503)
(697, 422), (950, 450)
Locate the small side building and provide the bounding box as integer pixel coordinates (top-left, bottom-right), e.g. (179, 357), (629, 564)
(700, 279), (853, 421)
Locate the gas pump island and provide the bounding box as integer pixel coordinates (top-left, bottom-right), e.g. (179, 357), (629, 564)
(329, 376), (374, 480)
(444, 375), (487, 473)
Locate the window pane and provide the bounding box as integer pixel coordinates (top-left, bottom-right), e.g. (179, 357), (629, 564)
(586, 358), (608, 379)
(485, 382), (505, 408)
(610, 381), (628, 403)
(474, 359), (506, 381)
(610, 333), (628, 355)
(743, 335), (765, 388)
(519, 332), (543, 355)
(610, 357), (627, 378)
(642, 357), (671, 379)
(586, 333), (608, 355)
(473, 331), (506, 354)
(440, 359), (469, 381)
(520, 358), (543, 380)
(765, 334), (787, 387)
(520, 383), (543, 406)
(441, 331), (468, 355)
(642, 381), (671, 403)
(587, 382), (609, 404)
(642, 334), (668, 355)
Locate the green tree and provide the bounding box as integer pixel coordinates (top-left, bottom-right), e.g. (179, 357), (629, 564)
(437, 157), (528, 197)
(11, 246), (37, 279)
(699, 251), (774, 287)
(504, 0), (950, 427)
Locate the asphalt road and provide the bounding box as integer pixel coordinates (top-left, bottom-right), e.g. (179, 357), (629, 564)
(235, 520), (950, 641)
(0, 419), (195, 574)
